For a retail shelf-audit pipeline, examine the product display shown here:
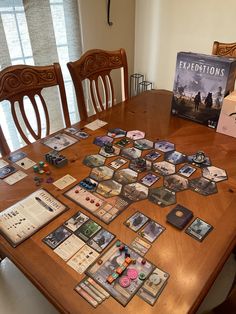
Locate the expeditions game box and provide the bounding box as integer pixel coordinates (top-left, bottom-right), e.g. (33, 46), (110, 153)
(171, 52), (236, 128)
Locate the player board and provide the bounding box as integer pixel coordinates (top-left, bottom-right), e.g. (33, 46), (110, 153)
(86, 240), (155, 306)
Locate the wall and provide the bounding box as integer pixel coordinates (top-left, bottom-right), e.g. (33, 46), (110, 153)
(135, 0), (236, 90)
(78, 0), (135, 101)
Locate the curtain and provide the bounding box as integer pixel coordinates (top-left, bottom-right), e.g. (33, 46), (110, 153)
(0, 0), (82, 152)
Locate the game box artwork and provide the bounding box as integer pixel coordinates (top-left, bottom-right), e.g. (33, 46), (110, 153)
(171, 52), (236, 128)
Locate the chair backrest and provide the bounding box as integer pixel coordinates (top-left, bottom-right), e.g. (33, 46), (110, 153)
(0, 63), (70, 156)
(67, 48), (129, 120)
(212, 41), (236, 57)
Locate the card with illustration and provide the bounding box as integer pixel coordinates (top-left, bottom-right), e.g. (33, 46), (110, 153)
(8, 151), (27, 163)
(145, 150), (161, 161)
(107, 128), (126, 138)
(185, 217), (213, 242)
(139, 220), (165, 243)
(87, 229), (115, 252)
(0, 165), (16, 179)
(64, 211), (90, 232)
(115, 138), (131, 147)
(75, 131), (89, 139)
(43, 225), (72, 249)
(140, 173), (160, 187)
(15, 157), (36, 170)
(178, 164), (196, 177)
(124, 211), (149, 232)
(75, 220), (102, 242)
(109, 158), (128, 169)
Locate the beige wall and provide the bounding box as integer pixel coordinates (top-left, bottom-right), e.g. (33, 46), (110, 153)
(135, 0), (236, 91)
(78, 0), (135, 80)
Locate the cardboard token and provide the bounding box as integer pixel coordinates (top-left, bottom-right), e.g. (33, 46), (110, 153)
(119, 276), (131, 288)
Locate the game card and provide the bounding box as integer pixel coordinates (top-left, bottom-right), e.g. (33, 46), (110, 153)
(140, 173), (160, 187)
(125, 211), (149, 232)
(3, 170), (27, 185)
(64, 211), (89, 232)
(137, 267), (169, 305)
(67, 245), (99, 274)
(15, 157), (36, 170)
(109, 158), (128, 169)
(75, 131), (89, 139)
(54, 234), (86, 261)
(178, 164), (196, 177)
(43, 226), (72, 249)
(53, 174), (77, 190)
(0, 165), (16, 179)
(8, 151), (27, 163)
(139, 220), (165, 243)
(130, 237), (151, 256)
(42, 133), (78, 151)
(84, 119), (108, 131)
(185, 217), (213, 242)
(87, 229), (115, 252)
(145, 150), (161, 161)
(75, 220), (102, 242)
(107, 128), (126, 138)
(64, 127), (80, 134)
(0, 159), (9, 168)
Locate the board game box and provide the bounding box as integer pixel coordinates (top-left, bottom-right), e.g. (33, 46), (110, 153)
(171, 52), (236, 128)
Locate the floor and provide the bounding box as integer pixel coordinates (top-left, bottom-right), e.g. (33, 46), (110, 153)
(0, 254), (235, 314)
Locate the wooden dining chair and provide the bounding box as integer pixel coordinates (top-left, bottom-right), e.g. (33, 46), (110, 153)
(67, 48), (129, 120)
(0, 63), (71, 156)
(212, 41), (236, 57)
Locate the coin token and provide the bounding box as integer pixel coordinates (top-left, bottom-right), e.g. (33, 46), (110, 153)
(127, 268), (138, 280)
(149, 272), (161, 285)
(119, 276), (131, 288)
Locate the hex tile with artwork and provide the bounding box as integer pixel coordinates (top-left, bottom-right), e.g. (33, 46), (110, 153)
(202, 166), (227, 182)
(113, 168), (138, 185)
(90, 166), (114, 182)
(96, 180), (122, 198)
(164, 174), (188, 192)
(153, 161), (176, 176)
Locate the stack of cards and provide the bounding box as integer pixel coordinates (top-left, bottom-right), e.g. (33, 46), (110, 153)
(137, 267), (169, 305)
(185, 217), (213, 242)
(166, 204), (193, 230)
(75, 277), (110, 308)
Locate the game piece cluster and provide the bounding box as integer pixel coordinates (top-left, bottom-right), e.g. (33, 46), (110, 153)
(45, 151), (68, 168)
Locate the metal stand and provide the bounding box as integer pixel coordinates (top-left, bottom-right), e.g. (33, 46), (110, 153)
(130, 73), (144, 97)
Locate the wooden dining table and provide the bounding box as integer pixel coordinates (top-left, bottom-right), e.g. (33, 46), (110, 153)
(0, 89), (236, 314)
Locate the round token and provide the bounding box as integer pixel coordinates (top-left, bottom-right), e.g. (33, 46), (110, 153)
(127, 268), (138, 280)
(175, 210), (184, 217)
(139, 272), (146, 280)
(149, 273), (161, 285)
(119, 276), (131, 288)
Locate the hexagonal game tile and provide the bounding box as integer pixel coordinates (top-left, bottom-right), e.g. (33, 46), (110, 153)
(165, 150), (186, 165)
(99, 145), (120, 158)
(107, 128), (126, 138)
(164, 174), (188, 192)
(93, 135), (113, 147)
(188, 177), (217, 196)
(113, 168), (138, 184)
(96, 180), (122, 198)
(148, 186), (176, 207)
(153, 161), (176, 176)
(121, 147), (142, 160)
(129, 158), (152, 173)
(202, 166), (227, 182)
(126, 130), (145, 140)
(154, 140), (175, 152)
(83, 154), (106, 168)
(134, 138), (153, 150)
(90, 166), (114, 182)
(122, 183), (149, 201)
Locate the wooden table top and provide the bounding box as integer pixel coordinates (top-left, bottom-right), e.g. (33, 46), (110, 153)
(0, 89), (236, 314)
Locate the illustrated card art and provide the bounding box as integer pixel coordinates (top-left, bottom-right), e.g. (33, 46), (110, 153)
(43, 226), (72, 249)
(185, 217), (213, 242)
(140, 173), (160, 187)
(8, 151), (27, 162)
(87, 229), (115, 252)
(139, 220), (165, 243)
(64, 211), (89, 232)
(178, 164), (196, 177)
(75, 220), (102, 242)
(125, 211), (149, 232)
(0, 165), (16, 179)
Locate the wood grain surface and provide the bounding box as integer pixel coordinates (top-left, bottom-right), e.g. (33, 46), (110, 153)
(0, 90), (236, 314)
